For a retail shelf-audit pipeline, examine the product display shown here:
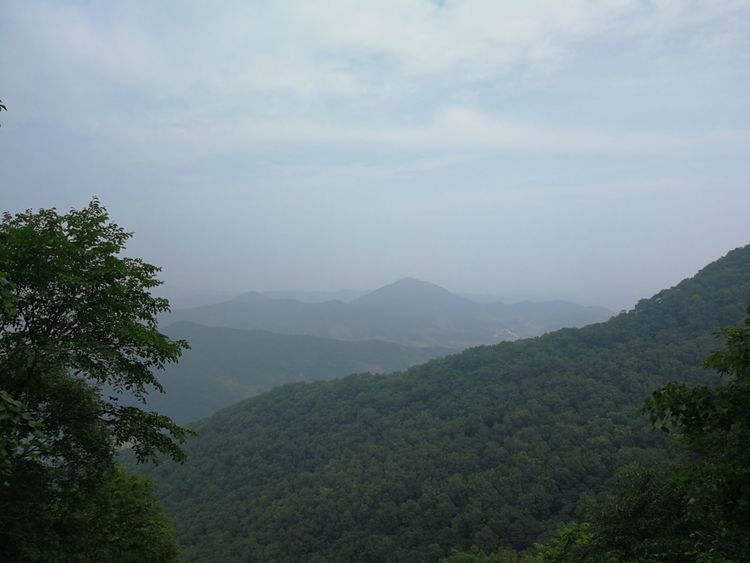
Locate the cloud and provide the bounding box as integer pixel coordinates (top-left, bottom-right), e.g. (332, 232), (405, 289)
(1, 1), (748, 309)
(97, 102), (749, 160)
(3, 1), (749, 162)
(6, 0), (747, 108)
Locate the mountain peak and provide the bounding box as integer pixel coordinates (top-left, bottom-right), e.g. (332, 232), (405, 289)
(384, 277), (448, 291)
(354, 278), (477, 313)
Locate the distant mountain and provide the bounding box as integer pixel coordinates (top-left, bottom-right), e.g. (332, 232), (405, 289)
(143, 245), (750, 562)
(261, 289), (366, 303)
(354, 277), (480, 319)
(144, 322), (450, 423)
(163, 278), (613, 349)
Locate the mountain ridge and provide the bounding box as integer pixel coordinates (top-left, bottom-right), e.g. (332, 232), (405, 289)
(144, 321), (452, 423)
(163, 278), (613, 349)
(144, 244), (750, 562)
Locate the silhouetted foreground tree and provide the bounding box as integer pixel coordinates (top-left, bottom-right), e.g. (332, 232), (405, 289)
(0, 200), (188, 561)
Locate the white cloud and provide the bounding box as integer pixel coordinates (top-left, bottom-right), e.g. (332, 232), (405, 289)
(103, 102), (748, 160)
(2, 1), (749, 158)
(2, 1), (748, 307)
(6, 0), (746, 108)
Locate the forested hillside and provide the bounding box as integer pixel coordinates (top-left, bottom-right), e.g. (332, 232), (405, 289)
(145, 245), (750, 562)
(147, 322), (451, 423)
(164, 278), (612, 349)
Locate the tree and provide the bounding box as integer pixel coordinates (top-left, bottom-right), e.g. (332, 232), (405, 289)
(0, 200), (189, 560)
(638, 303), (750, 560)
(0, 199), (191, 460)
(33, 466), (182, 562)
(539, 303), (750, 562)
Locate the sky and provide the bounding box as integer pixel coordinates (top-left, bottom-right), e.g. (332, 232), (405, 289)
(1, 0), (749, 309)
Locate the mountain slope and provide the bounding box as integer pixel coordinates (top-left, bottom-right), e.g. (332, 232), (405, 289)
(146, 322), (451, 423)
(164, 279), (612, 349)
(145, 245), (750, 562)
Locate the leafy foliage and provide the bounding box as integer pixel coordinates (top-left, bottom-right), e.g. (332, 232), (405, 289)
(442, 547), (534, 562)
(0, 388), (47, 480)
(532, 523), (594, 563)
(0, 273), (13, 313)
(0, 201), (186, 560)
(541, 303), (750, 562)
(144, 246), (750, 561)
(0, 200), (190, 460)
(12, 466), (180, 563)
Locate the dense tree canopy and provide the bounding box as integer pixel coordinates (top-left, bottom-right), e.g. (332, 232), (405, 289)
(540, 303), (750, 562)
(144, 246), (750, 561)
(0, 201), (187, 560)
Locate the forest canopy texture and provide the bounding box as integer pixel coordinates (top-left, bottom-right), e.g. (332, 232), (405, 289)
(144, 245), (750, 562)
(0, 201), (187, 561)
(2, 199), (748, 562)
(536, 302), (750, 562)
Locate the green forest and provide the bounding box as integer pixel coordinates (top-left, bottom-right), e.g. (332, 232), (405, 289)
(141, 244), (750, 561)
(1, 201), (749, 562)
(4, 2), (750, 561)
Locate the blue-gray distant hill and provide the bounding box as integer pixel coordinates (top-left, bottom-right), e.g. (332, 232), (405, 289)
(163, 278), (613, 349)
(146, 322), (451, 423)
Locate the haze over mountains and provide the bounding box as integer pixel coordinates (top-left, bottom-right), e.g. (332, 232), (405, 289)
(147, 279), (611, 422)
(144, 245), (750, 562)
(148, 322), (451, 424)
(164, 278), (613, 349)
(6, 1), (750, 560)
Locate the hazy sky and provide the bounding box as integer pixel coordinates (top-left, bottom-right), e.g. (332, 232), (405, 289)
(1, 1), (748, 308)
